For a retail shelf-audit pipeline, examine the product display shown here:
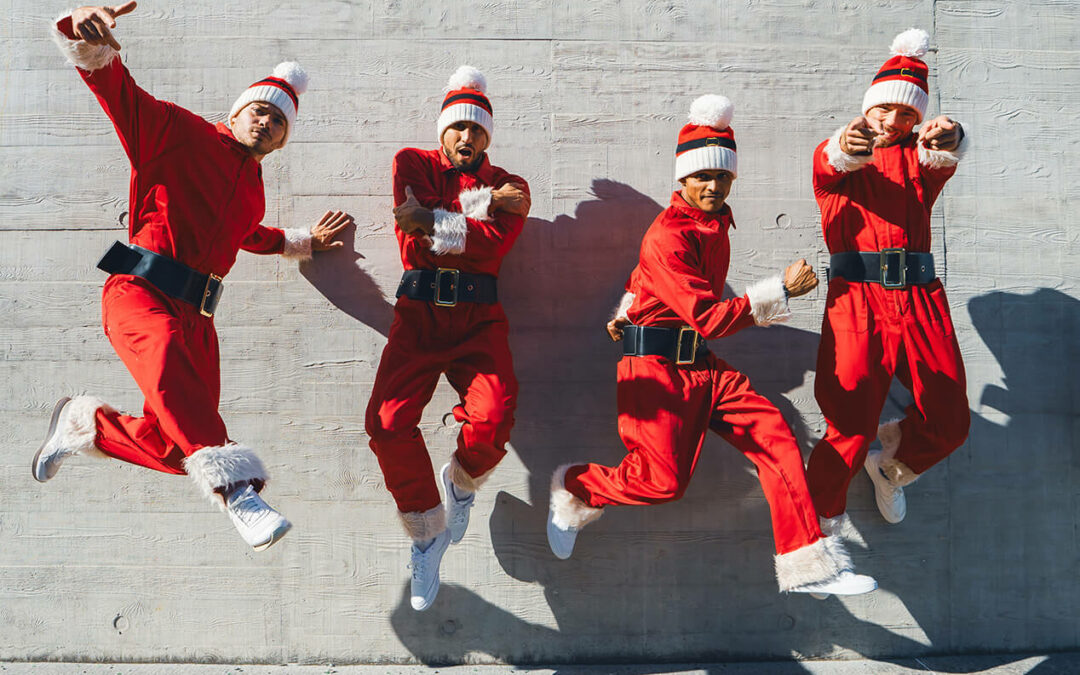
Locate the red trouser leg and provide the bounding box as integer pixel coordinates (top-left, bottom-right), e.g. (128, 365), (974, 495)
(444, 322), (517, 483)
(566, 355), (822, 555)
(893, 284), (970, 472)
(567, 356), (714, 507)
(806, 281), (898, 518)
(709, 362), (822, 555)
(94, 277), (227, 474)
(365, 323), (444, 515)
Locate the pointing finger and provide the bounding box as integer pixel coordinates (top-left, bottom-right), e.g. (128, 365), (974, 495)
(110, 1), (138, 18)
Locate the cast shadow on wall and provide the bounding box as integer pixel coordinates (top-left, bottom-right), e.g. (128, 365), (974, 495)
(384, 180), (941, 667)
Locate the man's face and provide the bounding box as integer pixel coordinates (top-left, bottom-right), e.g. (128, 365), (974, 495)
(441, 121), (490, 172)
(865, 103), (920, 147)
(679, 170), (735, 213)
(230, 101), (288, 159)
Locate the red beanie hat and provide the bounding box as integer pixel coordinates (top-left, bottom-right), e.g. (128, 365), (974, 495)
(675, 95), (737, 181)
(862, 28), (931, 121)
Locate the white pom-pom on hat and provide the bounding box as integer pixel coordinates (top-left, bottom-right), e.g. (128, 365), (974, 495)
(272, 61), (309, 95)
(890, 28), (930, 58)
(687, 95), (734, 130)
(446, 65), (487, 93)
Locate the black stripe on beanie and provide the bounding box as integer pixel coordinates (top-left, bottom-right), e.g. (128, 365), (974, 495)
(442, 92), (493, 115)
(872, 67), (927, 84)
(675, 136), (737, 155)
(252, 78), (299, 108)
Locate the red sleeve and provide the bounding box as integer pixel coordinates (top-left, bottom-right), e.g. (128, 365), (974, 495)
(239, 225), (285, 255)
(642, 230), (754, 340)
(918, 159), (958, 207)
(56, 15), (174, 167)
(392, 149), (440, 210)
(813, 137), (852, 195)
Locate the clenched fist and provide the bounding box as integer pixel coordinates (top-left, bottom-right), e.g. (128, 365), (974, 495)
(839, 116), (878, 156)
(783, 259), (818, 298)
(491, 182), (531, 218)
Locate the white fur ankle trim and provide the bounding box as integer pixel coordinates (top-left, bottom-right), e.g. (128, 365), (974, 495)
(400, 504), (447, 540)
(458, 186), (493, 222)
(448, 455), (491, 493)
(550, 464), (603, 530)
(775, 536), (852, 592)
(612, 291), (635, 321)
(61, 395), (113, 458)
(819, 513), (852, 539)
(824, 126), (874, 173)
(430, 209), (467, 255)
(183, 444), (268, 507)
(880, 458), (920, 487)
(745, 275), (790, 326)
(877, 419), (902, 461)
(282, 228), (313, 260)
(51, 14), (118, 72)
(918, 126), (969, 169)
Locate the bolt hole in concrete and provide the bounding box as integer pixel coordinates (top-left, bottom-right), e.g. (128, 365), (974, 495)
(441, 619), (459, 635)
(113, 614), (129, 633)
(776, 213), (791, 228)
(118, 211), (128, 226)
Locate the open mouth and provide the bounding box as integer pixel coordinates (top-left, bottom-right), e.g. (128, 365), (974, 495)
(457, 146), (474, 159)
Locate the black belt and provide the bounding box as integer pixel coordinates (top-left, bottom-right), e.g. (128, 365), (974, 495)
(829, 250), (936, 288)
(622, 324), (708, 365)
(96, 241), (223, 317)
(396, 268), (498, 306)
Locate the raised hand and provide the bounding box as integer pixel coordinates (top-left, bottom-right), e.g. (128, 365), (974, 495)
(917, 116), (963, 152)
(840, 116), (877, 156)
(393, 186), (434, 235)
(491, 182), (531, 218)
(310, 210), (353, 251)
(783, 259), (819, 298)
(71, 2), (137, 51)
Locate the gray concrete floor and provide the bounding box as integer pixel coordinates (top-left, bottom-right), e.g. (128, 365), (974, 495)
(1, 653), (1078, 674)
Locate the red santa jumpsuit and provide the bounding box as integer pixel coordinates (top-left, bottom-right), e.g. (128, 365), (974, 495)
(365, 147), (529, 523)
(56, 17), (305, 479)
(805, 129), (970, 518)
(562, 192), (825, 559)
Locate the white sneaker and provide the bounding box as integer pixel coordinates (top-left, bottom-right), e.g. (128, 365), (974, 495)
(865, 450), (907, 524)
(409, 529), (451, 611)
(32, 397), (74, 483)
(441, 463), (474, 544)
(225, 484), (292, 551)
(792, 570), (878, 598)
(547, 507), (580, 560)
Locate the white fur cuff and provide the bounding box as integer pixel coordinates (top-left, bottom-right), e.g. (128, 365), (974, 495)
(824, 126), (874, 173)
(282, 228), (313, 261)
(51, 15), (118, 72)
(430, 209), (468, 255)
(549, 464), (604, 530)
(61, 395), (113, 458)
(775, 536), (851, 592)
(745, 275), (791, 327)
(612, 291), (635, 321)
(458, 186), (493, 222)
(399, 504), (447, 540)
(448, 455), (492, 493)
(918, 126), (969, 169)
(183, 443), (268, 508)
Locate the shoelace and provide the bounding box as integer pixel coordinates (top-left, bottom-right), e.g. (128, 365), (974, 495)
(408, 549), (427, 582)
(230, 493), (268, 526)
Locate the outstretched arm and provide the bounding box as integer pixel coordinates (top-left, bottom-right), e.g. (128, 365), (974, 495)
(241, 211), (354, 261)
(53, 2), (177, 166)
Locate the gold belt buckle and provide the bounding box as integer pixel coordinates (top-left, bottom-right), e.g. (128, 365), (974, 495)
(880, 248), (907, 289)
(675, 326), (699, 365)
(199, 273), (223, 317)
(434, 268), (460, 307)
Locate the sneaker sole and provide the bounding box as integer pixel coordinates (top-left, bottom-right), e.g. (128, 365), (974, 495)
(412, 576), (440, 612)
(810, 592), (829, 600)
(440, 463), (471, 545)
(252, 519), (292, 552)
(32, 396), (71, 483)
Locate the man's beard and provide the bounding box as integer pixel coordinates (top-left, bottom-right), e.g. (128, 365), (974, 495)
(447, 148), (484, 173)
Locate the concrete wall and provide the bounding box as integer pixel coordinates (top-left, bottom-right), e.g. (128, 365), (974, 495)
(1, 0), (1076, 665)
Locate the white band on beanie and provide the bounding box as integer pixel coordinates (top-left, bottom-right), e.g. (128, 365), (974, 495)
(861, 79), (928, 121)
(675, 146), (737, 181)
(437, 104), (493, 141)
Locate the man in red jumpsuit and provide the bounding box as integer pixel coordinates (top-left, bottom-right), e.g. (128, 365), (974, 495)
(546, 95), (876, 597)
(34, 3), (351, 551)
(365, 66), (531, 611)
(805, 29), (970, 533)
